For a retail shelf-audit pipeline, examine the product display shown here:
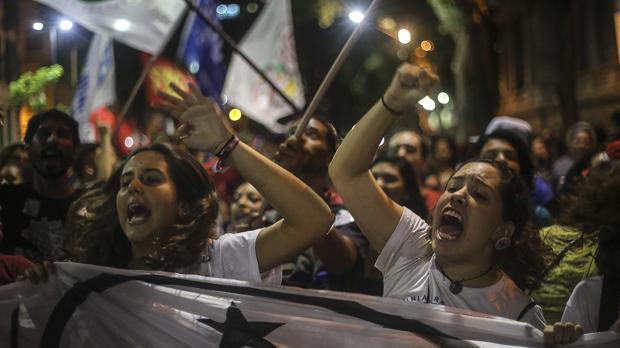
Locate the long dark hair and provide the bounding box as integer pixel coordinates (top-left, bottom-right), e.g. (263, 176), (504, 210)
(63, 143), (218, 271)
(371, 155), (428, 219)
(558, 161), (620, 277)
(457, 158), (547, 291)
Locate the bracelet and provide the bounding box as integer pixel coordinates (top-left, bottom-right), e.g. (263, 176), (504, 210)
(215, 135), (240, 172)
(381, 95), (403, 116)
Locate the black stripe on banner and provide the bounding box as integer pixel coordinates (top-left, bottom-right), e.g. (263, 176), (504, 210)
(40, 273), (478, 348)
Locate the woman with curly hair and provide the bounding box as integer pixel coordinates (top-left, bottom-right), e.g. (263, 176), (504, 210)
(535, 159), (620, 330)
(329, 63), (548, 329)
(53, 86), (334, 284)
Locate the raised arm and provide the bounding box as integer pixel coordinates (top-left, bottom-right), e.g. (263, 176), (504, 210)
(328, 64), (437, 252)
(158, 85), (334, 273)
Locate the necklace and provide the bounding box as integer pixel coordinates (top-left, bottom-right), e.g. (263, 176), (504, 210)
(436, 263), (496, 294)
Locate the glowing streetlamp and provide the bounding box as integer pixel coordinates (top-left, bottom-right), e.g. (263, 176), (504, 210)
(348, 11), (364, 23)
(398, 29), (411, 44)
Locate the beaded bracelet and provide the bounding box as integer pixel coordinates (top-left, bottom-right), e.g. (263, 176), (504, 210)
(381, 95), (403, 116)
(215, 134), (240, 172)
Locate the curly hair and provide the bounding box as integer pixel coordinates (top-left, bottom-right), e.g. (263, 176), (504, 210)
(557, 161), (620, 277)
(457, 158), (548, 291)
(63, 143), (218, 271)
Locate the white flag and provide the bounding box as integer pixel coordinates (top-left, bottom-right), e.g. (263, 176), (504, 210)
(222, 0), (305, 134)
(34, 0), (186, 55)
(1, 263), (619, 347)
(71, 33), (115, 143)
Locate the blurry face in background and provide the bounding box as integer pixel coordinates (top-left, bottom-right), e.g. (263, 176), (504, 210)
(479, 139), (521, 175)
(571, 130), (593, 158)
(531, 137), (550, 162)
(371, 161), (406, 204)
(298, 118), (333, 173)
(230, 182), (264, 231)
(434, 139), (453, 164)
(29, 118), (76, 179)
(9, 148), (29, 166)
(0, 164), (24, 185)
(389, 131), (425, 178)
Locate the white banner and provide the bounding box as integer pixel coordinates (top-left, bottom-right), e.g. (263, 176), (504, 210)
(1, 263), (618, 347)
(34, 0), (186, 55)
(222, 0), (305, 134)
(71, 33), (115, 143)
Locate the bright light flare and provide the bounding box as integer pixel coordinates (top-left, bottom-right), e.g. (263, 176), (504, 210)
(229, 108), (242, 121)
(113, 19), (130, 32)
(348, 11), (364, 23)
(418, 96), (436, 111)
(32, 22), (44, 31)
(437, 92), (450, 105)
(398, 29), (411, 44)
(421, 40), (434, 52)
(59, 19), (73, 31)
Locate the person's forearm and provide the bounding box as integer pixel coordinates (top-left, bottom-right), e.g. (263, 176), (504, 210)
(313, 229), (358, 275)
(229, 142), (333, 233)
(329, 100), (396, 182)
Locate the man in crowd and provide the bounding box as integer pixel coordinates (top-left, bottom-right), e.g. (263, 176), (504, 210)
(0, 109), (81, 262)
(275, 116), (381, 295)
(388, 129), (440, 214)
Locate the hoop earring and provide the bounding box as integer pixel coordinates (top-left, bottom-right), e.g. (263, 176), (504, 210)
(494, 236), (511, 251)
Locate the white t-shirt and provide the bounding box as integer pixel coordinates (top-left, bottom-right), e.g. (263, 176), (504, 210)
(375, 208), (546, 330)
(182, 229), (282, 286)
(562, 276), (602, 333)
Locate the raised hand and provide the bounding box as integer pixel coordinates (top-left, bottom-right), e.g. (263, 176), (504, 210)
(274, 136), (304, 173)
(382, 63), (439, 114)
(157, 83), (235, 153)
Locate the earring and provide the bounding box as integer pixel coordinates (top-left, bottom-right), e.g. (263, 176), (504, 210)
(494, 236), (511, 250)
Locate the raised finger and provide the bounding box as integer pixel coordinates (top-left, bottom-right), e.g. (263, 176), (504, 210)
(170, 82), (193, 101)
(157, 90), (184, 106)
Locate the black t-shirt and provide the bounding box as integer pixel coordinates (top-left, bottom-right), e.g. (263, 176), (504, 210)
(0, 184), (80, 262)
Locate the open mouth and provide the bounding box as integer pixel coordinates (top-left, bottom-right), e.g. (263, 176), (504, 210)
(41, 148), (63, 160)
(127, 202), (151, 225)
(437, 209), (464, 241)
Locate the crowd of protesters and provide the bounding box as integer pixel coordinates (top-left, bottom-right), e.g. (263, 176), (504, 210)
(1, 63), (620, 346)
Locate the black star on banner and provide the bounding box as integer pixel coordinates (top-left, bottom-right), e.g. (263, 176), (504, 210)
(198, 302), (284, 348)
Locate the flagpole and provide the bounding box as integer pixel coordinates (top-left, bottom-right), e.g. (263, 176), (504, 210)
(294, 0), (381, 138)
(113, 54), (158, 135)
(182, 0), (300, 114)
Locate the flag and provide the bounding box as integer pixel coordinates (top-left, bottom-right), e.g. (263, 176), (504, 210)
(141, 54), (198, 107)
(71, 33), (115, 143)
(1, 263), (618, 347)
(34, 0), (186, 55)
(222, 0), (305, 134)
(177, 0), (226, 103)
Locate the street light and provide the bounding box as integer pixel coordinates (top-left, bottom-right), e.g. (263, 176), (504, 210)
(348, 10), (364, 23)
(398, 29), (411, 44)
(59, 19), (73, 31)
(32, 18), (78, 87)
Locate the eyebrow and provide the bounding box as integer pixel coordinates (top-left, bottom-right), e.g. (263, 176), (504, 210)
(472, 176), (493, 190)
(121, 167), (164, 177)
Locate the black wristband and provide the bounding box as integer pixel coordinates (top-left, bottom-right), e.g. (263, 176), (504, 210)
(381, 95), (403, 116)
